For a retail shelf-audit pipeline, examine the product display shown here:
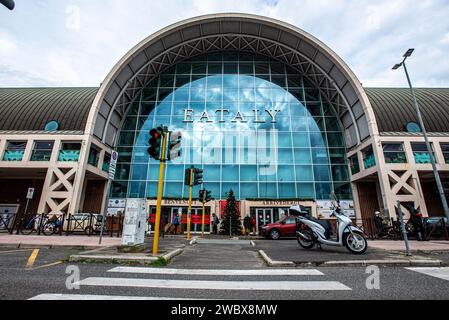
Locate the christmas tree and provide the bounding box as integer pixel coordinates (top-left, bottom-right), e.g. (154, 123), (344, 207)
(220, 189), (242, 236)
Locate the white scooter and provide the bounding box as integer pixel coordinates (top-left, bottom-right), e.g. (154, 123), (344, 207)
(293, 199), (368, 254)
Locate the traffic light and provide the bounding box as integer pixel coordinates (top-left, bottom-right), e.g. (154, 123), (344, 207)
(205, 190), (212, 202)
(184, 167), (193, 186)
(148, 127), (163, 160)
(193, 168), (203, 186)
(0, 0), (15, 10)
(168, 131), (182, 161)
(199, 189), (205, 202)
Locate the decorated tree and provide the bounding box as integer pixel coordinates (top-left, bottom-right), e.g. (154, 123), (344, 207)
(220, 189), (242, 236)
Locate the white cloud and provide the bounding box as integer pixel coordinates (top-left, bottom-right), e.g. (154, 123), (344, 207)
(0, 0), (448, 87)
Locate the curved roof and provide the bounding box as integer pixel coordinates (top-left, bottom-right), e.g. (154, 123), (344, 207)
(0, 87), (97, 132)
(86, 13), (376, 149)
(365, 88), (449, 133)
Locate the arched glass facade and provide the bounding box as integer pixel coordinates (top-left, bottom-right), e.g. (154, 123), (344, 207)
(112, 52), (352, 201)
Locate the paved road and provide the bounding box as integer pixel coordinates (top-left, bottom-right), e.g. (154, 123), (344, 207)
(1, 244), (449, 301)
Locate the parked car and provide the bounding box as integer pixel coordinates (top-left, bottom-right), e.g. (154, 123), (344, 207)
(259, 216), (297, 240)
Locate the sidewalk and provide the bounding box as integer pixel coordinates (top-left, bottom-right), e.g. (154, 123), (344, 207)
(0, 233), (121, 248)
(368, 240), (449, 252)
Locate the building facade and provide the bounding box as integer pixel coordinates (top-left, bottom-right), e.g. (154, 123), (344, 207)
(1, 14), (449, 234)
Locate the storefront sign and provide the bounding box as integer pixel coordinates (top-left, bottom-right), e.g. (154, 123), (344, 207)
(183, 108), (281, 124)
(260, 200), (301, 206)
(148, 214), (211, 225)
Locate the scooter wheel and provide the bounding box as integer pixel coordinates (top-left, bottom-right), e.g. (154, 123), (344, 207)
(297, 230), (315, 249)
(343, 231), (368, 254)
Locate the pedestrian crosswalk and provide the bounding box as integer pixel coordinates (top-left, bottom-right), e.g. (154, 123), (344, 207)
(406, 267), (449, 281)
(28, 266), (352, 300)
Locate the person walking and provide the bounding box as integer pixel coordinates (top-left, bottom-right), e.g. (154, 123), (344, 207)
(160, 215), (166, 238)
(212, 213), (219, 235)
(243, 215), (252, 236)
(407, 204), (426, 241)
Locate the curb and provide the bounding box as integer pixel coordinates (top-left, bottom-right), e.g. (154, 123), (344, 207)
(162, 248), (183, 261)
(321, 259), (443, 267)
(258, 250), (443, 267)
(69, 248), (184, 265)
(258, 250), (295, 267)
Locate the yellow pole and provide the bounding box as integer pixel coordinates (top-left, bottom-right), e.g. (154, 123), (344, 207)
(186, 168), (193, 241)
(152, 131), (168, 257)
(201, 194), (205, 239)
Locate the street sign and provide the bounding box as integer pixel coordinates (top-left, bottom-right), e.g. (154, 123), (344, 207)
(108, 150), (119, 180)
(26, 188), (34, 200)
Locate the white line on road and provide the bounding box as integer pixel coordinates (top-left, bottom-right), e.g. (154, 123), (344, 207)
(76, 277), (351, 291)
(108, 267), (324, 276)
(406, 267), (449, 281)
(28, 294), (207, 300)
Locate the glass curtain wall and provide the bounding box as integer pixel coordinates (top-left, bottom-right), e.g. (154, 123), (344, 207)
(112, 52), (351, 201)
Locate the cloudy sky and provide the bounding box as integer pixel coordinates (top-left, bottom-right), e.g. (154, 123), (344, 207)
(0, 0), (448, 88)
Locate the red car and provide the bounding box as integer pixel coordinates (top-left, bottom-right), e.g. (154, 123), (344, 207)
(259, 216), (297, 240)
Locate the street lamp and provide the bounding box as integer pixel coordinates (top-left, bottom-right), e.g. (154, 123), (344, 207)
(0, 0), (15, 10)
(392, 49), (449, 221)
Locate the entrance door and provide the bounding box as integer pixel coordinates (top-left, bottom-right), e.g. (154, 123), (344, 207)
(181, 207), (211, 234)
(255, 209), (273, 234)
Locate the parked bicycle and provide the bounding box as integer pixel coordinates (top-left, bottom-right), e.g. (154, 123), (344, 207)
(20, 214), (62, 236)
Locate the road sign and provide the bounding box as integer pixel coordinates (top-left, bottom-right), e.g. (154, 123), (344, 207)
(26, 188), (34, 200)
(108, 150), (119, 180)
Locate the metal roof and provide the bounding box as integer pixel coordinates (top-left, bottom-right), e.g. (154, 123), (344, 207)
(365, 88), (449, 133)
(0, 87), (97, 132)
(1, 87), (449, 134)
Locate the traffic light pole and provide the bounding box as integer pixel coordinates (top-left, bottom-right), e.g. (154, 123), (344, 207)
(187, 167), (194, 241)
(152, 130), (168, 257)
(201, 193), (206, 239)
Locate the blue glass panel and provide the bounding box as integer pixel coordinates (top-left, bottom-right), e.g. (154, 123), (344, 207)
(277, 133), (293, 148)
(204, 165), (221, 181)
(259, 183), (277, 198)
(291, 117), (308, 131)
(279, 183), (296, 198)
(295, 165), (313, 181)
(128, 181), (145, 198)
(146, 182), (159, 198)
(240, 165), (257, 182)
(311, 148), (329, 164)
(292, 133), (310, 148)
(165, 182), (183, 198)
(166, 165), (185, 182)
(332, 165), (350, 182)
(132, 147), (149, 163)
(206, 183), (220, 200)
(130, 164), (148, 181)
(277, 165), (295, 182)
(240, 183), (258, 199)
(294, 149), (312, 164)
(258, 165), (277, 182)
(313, 165), (331, 181)
(278, 148), (294, 164)
(315, 183), (333, 200)
(222, 165), (239, 182)
(147, 165), (160, 181)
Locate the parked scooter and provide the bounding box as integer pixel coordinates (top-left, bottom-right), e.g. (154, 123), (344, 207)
(294, 197), (368, 254)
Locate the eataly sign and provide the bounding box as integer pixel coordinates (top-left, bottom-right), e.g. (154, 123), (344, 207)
(183, 108), (281, 123)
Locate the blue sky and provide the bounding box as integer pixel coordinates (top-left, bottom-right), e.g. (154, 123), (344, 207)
(0, 0), (448, 87)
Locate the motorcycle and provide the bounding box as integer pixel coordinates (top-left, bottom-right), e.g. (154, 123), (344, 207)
(293, 197), (368, 254)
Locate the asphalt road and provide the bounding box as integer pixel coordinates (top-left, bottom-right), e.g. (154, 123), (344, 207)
(1, 244), (449, 301)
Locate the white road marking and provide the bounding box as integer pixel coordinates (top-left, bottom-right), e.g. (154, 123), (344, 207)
(76, 277), (351, 291)
(28, 294), (206, 300)
(406, 267), (449, 281)
(108, 267), (324, 276)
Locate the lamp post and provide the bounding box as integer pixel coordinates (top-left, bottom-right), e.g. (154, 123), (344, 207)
(392, 49), (449, 221)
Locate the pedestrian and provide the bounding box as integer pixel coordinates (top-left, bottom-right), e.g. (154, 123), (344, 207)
(160, 215), (166, 238)
(408, 204), (426, 241)
(212, 213), (219, 234)
(251, 215), (256, 235)
(243, 215), (251, 236)
(172, 213), (179, 235)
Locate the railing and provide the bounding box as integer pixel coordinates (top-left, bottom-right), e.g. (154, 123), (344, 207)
(361, 217), (449, 241)
(13, 213), (123, 237)
(0, 213), (15, 233)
